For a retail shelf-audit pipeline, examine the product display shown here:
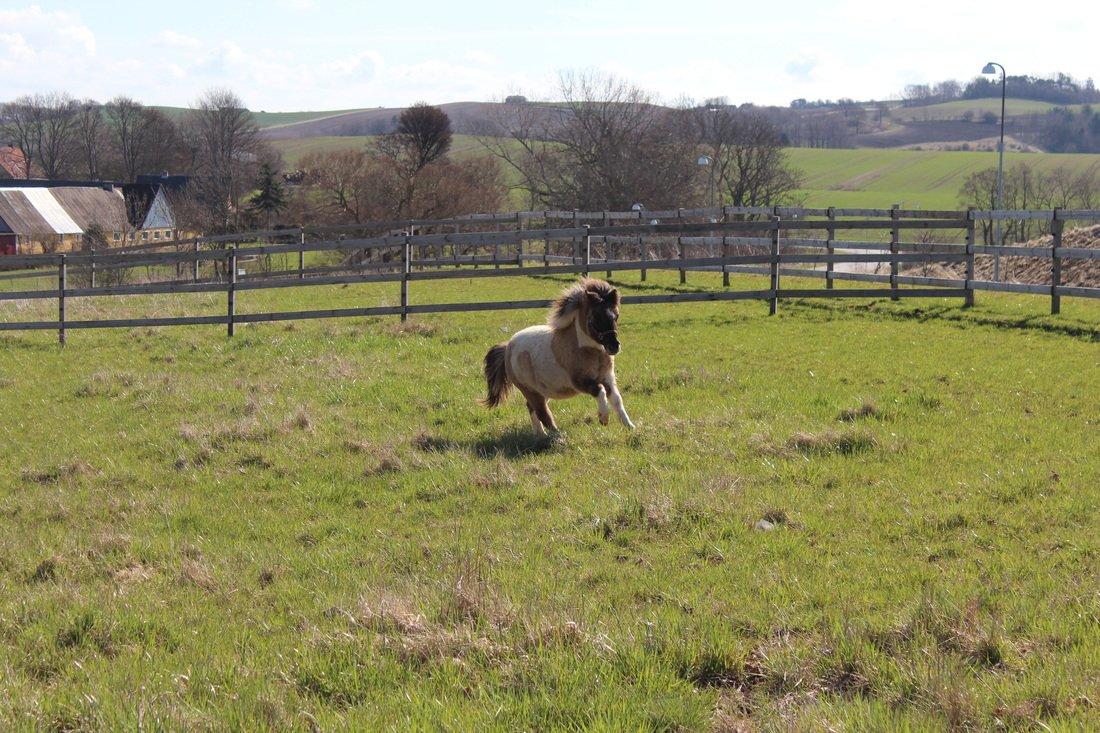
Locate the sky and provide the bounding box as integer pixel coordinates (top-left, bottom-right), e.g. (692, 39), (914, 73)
(0, 0), (1096, 111)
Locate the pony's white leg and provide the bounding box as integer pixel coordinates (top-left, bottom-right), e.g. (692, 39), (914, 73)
(530, 410), (547, 437)
(607, 383), (635, 429)
(596, 385), (610, 426)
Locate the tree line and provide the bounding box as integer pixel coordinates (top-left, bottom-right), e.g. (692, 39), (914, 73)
(2, 74), (804, 232)
(903, 72), (1100, 107)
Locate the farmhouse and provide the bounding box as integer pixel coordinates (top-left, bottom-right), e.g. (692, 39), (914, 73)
(0, 180), (178, 255)
(0, 147), (32, 179)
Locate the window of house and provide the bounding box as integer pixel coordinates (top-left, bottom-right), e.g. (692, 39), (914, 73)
(142, 231), (148, 240)
(113, 232), (121, 242)
(154, 231), (161, 240)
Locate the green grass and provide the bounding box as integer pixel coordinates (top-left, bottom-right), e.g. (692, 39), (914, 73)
(787, 147), (1100, 209)
(1, 269), (1097, 729)
(153, 106), (371, 129)
(891, 97), (1086, 122)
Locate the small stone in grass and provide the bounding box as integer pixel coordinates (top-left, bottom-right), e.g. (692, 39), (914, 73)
(754, 519), (775, 532)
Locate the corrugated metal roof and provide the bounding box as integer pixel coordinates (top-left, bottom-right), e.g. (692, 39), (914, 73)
(4, 188), (82, 234)
(0, 190), (55, 235)
(50, 187), (128, 232)
(0, 186), (129, 236)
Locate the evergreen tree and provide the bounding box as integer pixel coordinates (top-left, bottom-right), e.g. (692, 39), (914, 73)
(247, 163), (287, 225)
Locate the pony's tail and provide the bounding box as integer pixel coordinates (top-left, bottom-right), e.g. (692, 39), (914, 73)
(481, 343), (512, 408)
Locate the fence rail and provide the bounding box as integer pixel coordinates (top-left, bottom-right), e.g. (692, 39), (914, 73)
(2, 207), (1097, 343)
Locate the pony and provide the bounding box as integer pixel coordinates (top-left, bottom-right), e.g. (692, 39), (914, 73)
(481, 278), (635, 435)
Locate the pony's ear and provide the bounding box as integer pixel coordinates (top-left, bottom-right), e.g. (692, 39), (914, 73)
(607, 288), (620, 306)
(584, 288), (605, 305)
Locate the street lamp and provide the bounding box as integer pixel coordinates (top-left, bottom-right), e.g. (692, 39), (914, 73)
(697, 154), (715, 209)
(982, 61), (1006, 281)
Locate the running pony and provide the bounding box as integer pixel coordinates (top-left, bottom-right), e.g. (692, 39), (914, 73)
(481, 278), (635, 435)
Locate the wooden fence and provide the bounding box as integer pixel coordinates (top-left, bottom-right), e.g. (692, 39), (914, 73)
(0, 207), (1097, 345)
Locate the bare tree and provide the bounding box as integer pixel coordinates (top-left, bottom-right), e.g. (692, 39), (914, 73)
(74, 99), (105, 179)
(182, 88), (266, 232)
(482, 72), (698, 210)
(36, 92), (79, 178)
(0, 96), (38, 177)
(688, 105), (804, 209)
(105, 97), (153, 181)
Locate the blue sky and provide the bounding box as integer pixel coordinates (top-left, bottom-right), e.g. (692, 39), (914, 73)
(0, 1), (1095, 110)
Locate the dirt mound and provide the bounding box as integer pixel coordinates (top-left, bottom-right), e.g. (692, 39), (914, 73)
(907, 225), (1100, 287)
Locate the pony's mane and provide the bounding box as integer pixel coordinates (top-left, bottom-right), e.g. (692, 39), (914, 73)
(548, 278), (618, 330)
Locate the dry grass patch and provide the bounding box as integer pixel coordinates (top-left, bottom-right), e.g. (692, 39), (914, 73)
(837, 400), (882, 422)
(178, 557), (216, 592)
(284, 405), (315, 433)
(786, 429), (877, 456)
(21, 460), (94, 485)
(387, 320), (439, 337)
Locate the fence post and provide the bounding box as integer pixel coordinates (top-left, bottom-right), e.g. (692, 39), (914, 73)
(826, 207), (836, 290)
(583, 225), (591, 278)
(58, 254), (66, 346)
(964, 208), (975, 308)
(678, 235), (687, 284)
(401, 232), (411, 323)
(227, 246), (237, 337)
(603, 211), (612, 279)
(722, 235), (730, 287)
(639, 234), (647, 282)
(572, 210), (579, 270)
(299, 230), (306, 279)
(516, 213), (524, 267)
(193, 240), (200, 283)
(89, 249), (96, 289)
(543, 211), (550, 271)
(769, 215), (781, 315)
(1051, 208), (1063, 315)
(890, 204), (900, 301)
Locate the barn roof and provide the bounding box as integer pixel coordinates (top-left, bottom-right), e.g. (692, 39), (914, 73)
(50, 187), (128, 231)
(0, 186), (126, 235)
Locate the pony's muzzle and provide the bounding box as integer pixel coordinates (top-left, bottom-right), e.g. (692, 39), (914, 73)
(602, 334), (621, 355)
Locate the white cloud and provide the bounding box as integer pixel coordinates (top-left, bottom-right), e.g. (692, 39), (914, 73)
(155, 30), (202, 49)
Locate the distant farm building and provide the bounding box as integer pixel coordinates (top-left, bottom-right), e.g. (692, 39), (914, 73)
(0, 147), (32, 179)
(0, 180), (178, 255)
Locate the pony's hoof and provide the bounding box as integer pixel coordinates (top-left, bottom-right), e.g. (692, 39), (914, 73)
(599, 414), (610, 426)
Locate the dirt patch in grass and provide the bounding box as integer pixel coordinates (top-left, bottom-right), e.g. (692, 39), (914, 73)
(837, 400), (882, 422)
(28, 556), (60, 583)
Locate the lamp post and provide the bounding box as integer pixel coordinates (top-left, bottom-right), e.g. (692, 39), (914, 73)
(697, 154), (715, 209)
(982, 61), (1006, 281)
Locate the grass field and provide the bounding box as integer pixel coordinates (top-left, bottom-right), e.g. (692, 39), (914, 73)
(786, 148), (1100, 210)
(1, 269), (1097, 730)
(889, 98), (1085, 122)
(154, 106), (371, 129)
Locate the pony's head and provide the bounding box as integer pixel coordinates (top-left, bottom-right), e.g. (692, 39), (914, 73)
(550, 278), (621, 355)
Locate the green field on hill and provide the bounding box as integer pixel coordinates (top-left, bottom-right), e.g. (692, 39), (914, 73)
(155, 106), (371, 129)
(272, 135), (1100, 211)
(0, 269), (1098, 729)
(889, 97), (1085, 122)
